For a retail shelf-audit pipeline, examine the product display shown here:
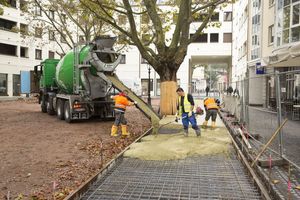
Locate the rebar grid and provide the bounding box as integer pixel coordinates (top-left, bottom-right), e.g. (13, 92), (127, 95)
(81, 154), (261, 200)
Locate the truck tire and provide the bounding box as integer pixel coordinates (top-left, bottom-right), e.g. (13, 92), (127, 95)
(64, 101), (72, 123)
(47, 97), (55, 115)
(41, 95), (47, 113)
(57, 99), (65, 120)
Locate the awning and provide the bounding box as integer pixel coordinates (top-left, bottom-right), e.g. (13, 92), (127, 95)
(263, 42), (300, 67)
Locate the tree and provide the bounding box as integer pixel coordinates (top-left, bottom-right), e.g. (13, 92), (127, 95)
(25, 0), (112, 56)
(204, 64), (227, 89)
(80, 0), (231, 115)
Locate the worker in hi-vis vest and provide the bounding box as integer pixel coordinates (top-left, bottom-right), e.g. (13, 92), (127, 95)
(111, 90), (137, 137)
(176, 87), (201, 137)
(203, 97), (220, 128)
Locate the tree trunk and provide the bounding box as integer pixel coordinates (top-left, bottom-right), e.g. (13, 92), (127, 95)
(160, 81), (178, 115)
(158, 66), (178, 115)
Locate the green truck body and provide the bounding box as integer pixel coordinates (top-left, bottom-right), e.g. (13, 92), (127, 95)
(35, 37), (122, 122)
(40, 59), (59, 89)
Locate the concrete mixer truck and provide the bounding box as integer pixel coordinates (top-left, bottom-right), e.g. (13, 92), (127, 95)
(34, 37), (123, 123)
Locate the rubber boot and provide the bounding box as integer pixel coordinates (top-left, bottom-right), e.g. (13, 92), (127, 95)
(202, 121), (208, 128)
(195, 128), (201, 137)
(111, 125), (118, 137)
(211, 121), (216, 129)
(121, 125), (130, 136)
(183, 129), (188, 137)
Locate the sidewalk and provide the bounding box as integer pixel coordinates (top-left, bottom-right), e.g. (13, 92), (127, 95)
(0, 96), (21, 101)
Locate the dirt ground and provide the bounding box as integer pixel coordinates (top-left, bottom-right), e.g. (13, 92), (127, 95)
(0, 99), (151, 199)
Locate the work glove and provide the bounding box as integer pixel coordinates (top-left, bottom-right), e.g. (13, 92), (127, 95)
(175, 112), (178, 117)
(188, 111), (193, 117)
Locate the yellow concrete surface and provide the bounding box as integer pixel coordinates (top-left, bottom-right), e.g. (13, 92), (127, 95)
(124, 126), (231, 161)
(124, 99), (231, 161)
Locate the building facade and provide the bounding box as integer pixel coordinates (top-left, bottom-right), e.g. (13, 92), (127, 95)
(0, 1), (232, 98)
(0, 0), (70, 97)
(231, 0), (300, 108)
(232, 0), (248, 84)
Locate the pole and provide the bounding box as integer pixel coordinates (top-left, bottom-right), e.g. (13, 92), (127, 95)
(209, 65), (211, 96)
(275, 71), (283, 156)
(148, 65), (151, 105)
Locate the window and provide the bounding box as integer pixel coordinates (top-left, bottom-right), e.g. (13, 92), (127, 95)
(35, 27), (42, 38)
(61, 14), (66, 23)
(48, 51), (55, 59)
(141, 14), (150, 24)
(35, 4), (42, 16)
(49, 10), (55, 20)
(223, 33), (232, 43)
(269, 0), (274, 6)
(20, 0), (28, 12)
(0, 43), (17, 56)
(251, 48), (260, 60)
(251, 0), (261, 60)
(0, 18), (17, 31)
(224, 12), (232, 21)
(60, 34), (66, 43)
(118, 15), (127, 25)
(120, 55), (126, 64)
(13, 74), (20, 96)
(35, 49), (42, 60)
(20, 47), (28, 58)
(190, 33), (208, 43)
(20, 24), (28, 35)
(4, 0), (16, 8)
(141, 79), (153, 96)
(210, 33), (219, 43)
(276, 1), (300, 45)
(211, 13), (219, 21)
(49, 30), (55, 41)
(0, 73), (8, 96)
(268, 25), (274, 44)
(242, 41), (247, 56)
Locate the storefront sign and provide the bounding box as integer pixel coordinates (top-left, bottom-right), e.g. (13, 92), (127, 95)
(256, 62), (265, 74)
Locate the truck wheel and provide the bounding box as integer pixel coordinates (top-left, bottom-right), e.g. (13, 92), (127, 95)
(41, 95), (47, 113)
(57, 99), (65, 120)
(47, 97), (55, 115)
(64, 101), (72, 123)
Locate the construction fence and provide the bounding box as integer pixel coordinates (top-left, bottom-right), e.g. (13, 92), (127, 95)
(222, 70), (300, 168)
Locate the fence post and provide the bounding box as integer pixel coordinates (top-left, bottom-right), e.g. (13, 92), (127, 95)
(243, 79), (246, 125)
(275, 71), (283, 157)
(246, 77), (250, 130)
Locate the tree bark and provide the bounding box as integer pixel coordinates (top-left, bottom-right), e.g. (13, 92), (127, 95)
(157, 66), (178, 115)
(160, 81), (178, 115)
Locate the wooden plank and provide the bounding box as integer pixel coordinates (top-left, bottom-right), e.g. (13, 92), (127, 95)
(237, 128), (252, 149)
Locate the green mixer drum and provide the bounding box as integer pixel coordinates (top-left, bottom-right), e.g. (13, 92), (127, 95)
(55, 45), (92, 94)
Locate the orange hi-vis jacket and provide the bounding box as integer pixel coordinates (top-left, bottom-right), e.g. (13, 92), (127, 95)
(113, 95), (131, 112)
(204, 98), (219, 110)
